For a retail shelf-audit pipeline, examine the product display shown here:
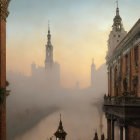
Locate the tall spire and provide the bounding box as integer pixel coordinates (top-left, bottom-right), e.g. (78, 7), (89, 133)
(47, 21), (51, 43)
(106, 0), (127, 59)
(113, 0), (122, 31)
(116, 0), (118, 8)
(116, 0), (119, 16)
(48, 20), (50, 33)
(45, 21), (54, 70)
(54, 115), (67, 140)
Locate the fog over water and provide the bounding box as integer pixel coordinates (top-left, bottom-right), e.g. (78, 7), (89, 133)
(7, 63), (107, 140)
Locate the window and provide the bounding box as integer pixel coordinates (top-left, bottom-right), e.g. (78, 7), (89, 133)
(134, 46), (138, 67)
(118, 35), (120, 37)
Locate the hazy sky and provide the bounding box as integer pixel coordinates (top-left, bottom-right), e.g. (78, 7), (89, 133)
(7, 0), (140, 88)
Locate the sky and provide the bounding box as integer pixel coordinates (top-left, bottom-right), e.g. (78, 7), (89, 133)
(6, 0), (140, 88)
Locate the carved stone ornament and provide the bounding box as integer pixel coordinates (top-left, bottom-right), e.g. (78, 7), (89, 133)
(0, 0), (10, 21)
(123, 77), (128, 92)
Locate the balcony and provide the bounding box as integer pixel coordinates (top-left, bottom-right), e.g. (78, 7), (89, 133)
(103, 94), (140, 128)
(104, 94), (140, 106)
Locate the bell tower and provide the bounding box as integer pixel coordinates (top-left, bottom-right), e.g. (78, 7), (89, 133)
(54, 115), (67, 140)
(107, 1), (127, 59)
(45, 23), (54, 70)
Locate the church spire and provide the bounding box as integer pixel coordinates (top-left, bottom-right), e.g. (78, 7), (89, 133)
(113, 0), (122, 31)
(47, 21), (51, 43)
(116, 0), (119, 16)
(54, 115), (67, 140)
(45, 22), (54, 70)
(106, 1), (127, 59)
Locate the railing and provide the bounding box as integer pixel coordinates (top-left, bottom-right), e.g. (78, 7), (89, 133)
(104, 94), (140, 106)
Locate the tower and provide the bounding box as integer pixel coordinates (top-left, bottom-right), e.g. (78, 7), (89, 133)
(45, 23), (54, 70)
(106, 1), (127, 59)
(91, 58), (96, 87)
(54, 115), (67, 140)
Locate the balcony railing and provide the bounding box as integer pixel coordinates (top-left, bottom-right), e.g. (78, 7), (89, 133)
(104, 94), (140, 106)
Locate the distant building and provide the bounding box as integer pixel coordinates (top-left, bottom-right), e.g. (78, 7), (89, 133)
(45, 25), (54, 70)
(31, 25), (60, 87)
(104, 2), (140, 140)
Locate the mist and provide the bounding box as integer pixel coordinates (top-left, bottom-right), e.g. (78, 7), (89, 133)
(6, 62), (107, 140)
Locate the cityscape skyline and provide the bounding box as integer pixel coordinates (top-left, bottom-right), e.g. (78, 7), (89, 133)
(6, 0), (140, 88)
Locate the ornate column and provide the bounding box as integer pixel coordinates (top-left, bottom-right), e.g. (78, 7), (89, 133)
(112, 120), (115, 140)
(106, 114), (112, 140)
(107, 119), (111, 140)
(0, 0), (10, 140)
(125, 126), (128, 140)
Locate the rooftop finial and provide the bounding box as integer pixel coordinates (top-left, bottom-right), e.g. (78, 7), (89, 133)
(116, 0), (118, 8)
(115, 0), (119, 16)
(60, 113), (62, 121)
(48, 20), (50, 33)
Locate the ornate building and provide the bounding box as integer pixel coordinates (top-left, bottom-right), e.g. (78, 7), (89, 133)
(104, 3), (140, 140)
(45, 24), (54, 70)
(0, 0), (10, 140)
(54, 115), (67, 140)
(106, 2), (127, 59)
(31, 25), (60, 87)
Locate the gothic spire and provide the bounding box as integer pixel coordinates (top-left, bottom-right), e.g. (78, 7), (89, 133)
(47, 21), (51, 43)
(113, 0), (122, 31)
(45, 22), (54, 70)
(54, 115), (67, 140)
(116, 0), (119, 16)
(58, 114), (63, 130)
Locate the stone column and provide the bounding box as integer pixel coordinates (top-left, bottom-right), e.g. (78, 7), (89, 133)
(107, 119), (111, 140)
(120, 126), (123, 140)
(125, 126), (128, 140)
(112, 120), (115, 140)
(127, 52), (131, 92)
(0, 1), (10, 140)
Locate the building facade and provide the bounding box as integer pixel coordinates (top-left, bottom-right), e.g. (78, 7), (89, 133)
(104, 4), (140, 140)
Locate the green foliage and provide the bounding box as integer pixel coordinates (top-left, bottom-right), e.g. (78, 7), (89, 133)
(6, 80), (9, 87)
